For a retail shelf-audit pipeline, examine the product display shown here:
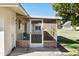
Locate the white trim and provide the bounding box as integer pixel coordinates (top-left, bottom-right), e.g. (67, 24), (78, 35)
(30, 19), (43, 47)
(55, 20), (57, 41)
(30, 19), (42, 21)
(42, 19), (44, 47)
(30, 19), (32, 47)
(0, 3), (19, 7)
(30, 16), (62, 19)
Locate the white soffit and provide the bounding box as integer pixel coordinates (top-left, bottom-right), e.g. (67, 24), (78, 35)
(0, 3), (29, 16)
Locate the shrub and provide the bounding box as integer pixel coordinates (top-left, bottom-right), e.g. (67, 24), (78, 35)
(68, 44), (79, 49)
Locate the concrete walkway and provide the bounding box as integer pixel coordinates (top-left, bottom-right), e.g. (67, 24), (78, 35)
(9, 47), (63, 56)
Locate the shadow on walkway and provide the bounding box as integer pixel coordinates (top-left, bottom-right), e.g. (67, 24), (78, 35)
(8, 47), (62, 56)
(57, 43), (69, 52)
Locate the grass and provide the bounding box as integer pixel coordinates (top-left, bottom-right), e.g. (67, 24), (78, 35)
(65, 44), (79, 49)
(58, 29), (79, 56)
(64, 52), (79, 56)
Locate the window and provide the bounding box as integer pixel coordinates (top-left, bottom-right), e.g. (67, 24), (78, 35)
(35, 26), (41, 31)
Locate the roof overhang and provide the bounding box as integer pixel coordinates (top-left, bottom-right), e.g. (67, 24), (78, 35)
(0, 3), (29, 16)
(0, 3), (62, 20)
(29, 16), (62, 19)
(17, 15), (62, 21)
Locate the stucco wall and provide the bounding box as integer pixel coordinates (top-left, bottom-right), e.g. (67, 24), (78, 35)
(16, 19), (25, 40)
(0, 7), (16, 55)
(0, 14), (4, 55)
(27, 21), (30, 34)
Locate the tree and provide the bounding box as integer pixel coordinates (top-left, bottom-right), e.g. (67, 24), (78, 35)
(53, 3), (79, 27)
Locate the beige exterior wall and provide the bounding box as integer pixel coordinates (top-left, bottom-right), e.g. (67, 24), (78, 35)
(27, 21), (30, 34)
(0, 7), (57, 55)
(0, 12), (4, 55)
(16, 18), (25, 40)
(0, 7), (16, 55)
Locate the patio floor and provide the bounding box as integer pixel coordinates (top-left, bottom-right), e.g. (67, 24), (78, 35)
(9, 47), (63, 56)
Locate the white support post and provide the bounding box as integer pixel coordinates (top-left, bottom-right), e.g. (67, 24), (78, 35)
(55, 19), (57, 42)
(41, 19), (44, 47)
(30, 19), (32, 47)
(55, 19), (57, 48)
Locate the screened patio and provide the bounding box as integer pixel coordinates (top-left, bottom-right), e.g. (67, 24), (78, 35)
(16, 15), (61, 48)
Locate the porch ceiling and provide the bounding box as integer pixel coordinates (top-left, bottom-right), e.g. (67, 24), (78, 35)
(31, 19), (56, 23)
(43, 19), (56, 23)
(17, 16), (62, 23)
(32, 21), (42, 24)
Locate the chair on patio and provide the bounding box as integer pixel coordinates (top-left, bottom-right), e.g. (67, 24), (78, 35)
(23, 32), (29, 40)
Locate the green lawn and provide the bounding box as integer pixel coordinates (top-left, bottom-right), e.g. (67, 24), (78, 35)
(58, 29), (79, 56)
